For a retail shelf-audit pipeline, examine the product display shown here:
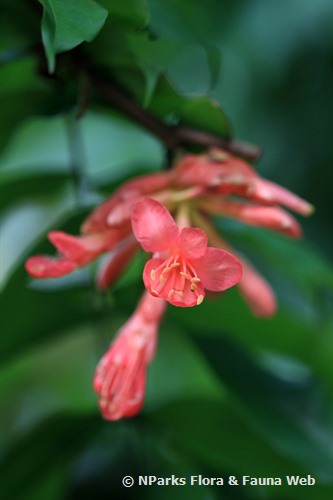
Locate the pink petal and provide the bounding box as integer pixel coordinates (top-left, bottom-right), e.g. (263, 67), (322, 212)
(94, 338), (147, 421)
(122, 171), (172, 195)
(49, 229), (128, 266)
(83, 172), (171, 233)
(142, 257), (168, 296)
(82, 196), (119, 233)
(93, 288), (166, 421)
(131, 198), (179, 252)
(25, 255), (77, 278)
(48, 231), (100, 263)
(167, 288), (203, 307)
(193, 248), (243, 292)
(96, 238), (139, 290)
(238, 260), (276, 317)
(174, 153), (256, 189)
(137, 290), (167, 326)
(142, 258), (203, 307)
(106, 198), (139, 226)
(248, 178), (314, 216)
(179, 227), (208, 259)
(200, 199), (303, 237)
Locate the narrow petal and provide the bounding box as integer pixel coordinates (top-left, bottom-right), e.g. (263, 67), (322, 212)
(48, 231), (102, 263)
(137, 290), (167, 327)
(142, 257), (169, 297)
(25, 255), (77, 278)
(96, 238), (139, 290)
(193, 248), (242, 292)
(94, 338), (147, 421)
(107, 198), (139, 226)
(179, 227), (208, 259)
(200, 199), (303, 237)
(131, 198), (179, 252)
(173, 153), (256, 189)
(83, 172), (171, 233)
(248, 178), (314, 216)
(238, 259), (277, 317)
(93, 288), (166, 421)
(49, 229), (128, 266)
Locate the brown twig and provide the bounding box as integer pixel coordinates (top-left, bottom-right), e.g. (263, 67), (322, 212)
(92, 73), (262, 162)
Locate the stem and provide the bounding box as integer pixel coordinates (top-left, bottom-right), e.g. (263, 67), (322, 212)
(91, 73), (262, 162)
(191, 209), (228, 248)
(176, 203), (191, 229)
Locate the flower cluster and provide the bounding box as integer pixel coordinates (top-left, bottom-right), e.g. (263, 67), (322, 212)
(25, 149), (312, 420)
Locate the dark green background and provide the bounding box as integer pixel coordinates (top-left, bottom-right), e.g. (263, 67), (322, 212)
(1, 1), (332, 499)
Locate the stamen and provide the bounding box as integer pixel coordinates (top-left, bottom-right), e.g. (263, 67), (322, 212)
(170, 262), (180, 269)
(175, 290), (184, 297)
(180, 272), (191, 280)
(191, 277), (201, 283)
(196, 294), (204, 305)
(150, 269), (156, 281)
(150, 288), (159, 296)
(168, 289), (175, 298)
(159, 275), (166, 286)
(162, 267), (171, 274)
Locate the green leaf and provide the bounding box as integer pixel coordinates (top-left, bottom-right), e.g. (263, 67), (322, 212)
(0, 57), (55, 152)
(0, 171), (69, 213)
(194, 335), (333, 479)
(0, 414), (100, 500)
(39, 0), (108, 72)
(99, 0), (149, 28)
(148, 398), (333, 500)
(149, 76), (231, 138)
(0, 209), (96, 362)
(0, 327), (100, 446)
(145, 324), (223, 410)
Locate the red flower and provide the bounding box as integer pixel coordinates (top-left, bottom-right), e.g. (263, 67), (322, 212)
(93, 291), (166, 421)
(25, 149), (313, 318)
(131, 198), (242, 307)
(171, 150), (313, 316)
(25, 171), (172, 288)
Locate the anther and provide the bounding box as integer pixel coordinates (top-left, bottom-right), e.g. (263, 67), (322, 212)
(150, 269), (156, 281)
(175, 290), (184, 297)
(170, 262), (180, 269)
(191, 277), (201, 283)
(168, 289), (175, 298)
(159, 275), (166, 286)
(196, 294), (204, 305)
(162, 267), (171, 274)
(150, 288), (159, 296)
(180, 272), (191, 280)
(190, 283), (198, 291)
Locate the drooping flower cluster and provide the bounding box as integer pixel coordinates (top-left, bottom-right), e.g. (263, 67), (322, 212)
(25, 149), (313, 420)
(93, 291), (166, 420)
(131, 197), (242, 307)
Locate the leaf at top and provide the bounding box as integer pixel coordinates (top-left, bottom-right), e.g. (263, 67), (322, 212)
(149, 76), (231, 139)
(39, 0), (108, 73)
(99, 0), (149, 28)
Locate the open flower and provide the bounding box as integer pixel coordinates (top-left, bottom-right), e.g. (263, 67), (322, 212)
(93, 291), (166, 420)
(131, 198), (242, 307)
(25, 171), (172, 288)
(171, 149), (313, 315)
(25, 149), (313, 317)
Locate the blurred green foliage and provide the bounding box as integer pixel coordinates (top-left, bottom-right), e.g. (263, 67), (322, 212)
(0, 1), (332, 499)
